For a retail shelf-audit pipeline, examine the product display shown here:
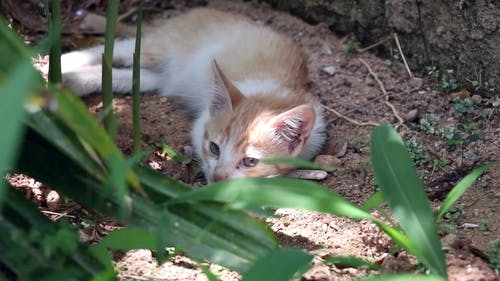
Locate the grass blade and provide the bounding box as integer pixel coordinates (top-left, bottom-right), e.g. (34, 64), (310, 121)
(370, 125), (446, 278)
(102, 0), (120, 139)
(241, 248), (312, 281)
(47, 0), (62, 83)
(435, 162), (493, 221)
(132, 0), (143, 152)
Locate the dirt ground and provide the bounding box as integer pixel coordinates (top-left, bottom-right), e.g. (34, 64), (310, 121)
(13, 0), (499, 280)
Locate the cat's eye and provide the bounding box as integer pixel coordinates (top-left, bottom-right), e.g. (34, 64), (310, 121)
(209, 142), (220, 156)
(242, 157), (259, 168)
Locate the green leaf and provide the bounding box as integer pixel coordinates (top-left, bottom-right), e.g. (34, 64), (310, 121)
(362, 191), (386, 212)
(435, 163), (493, 221)
(99, 227), (158, 250)
(360, 274), (446, 281)
(1, 188), (113, 280)
(161, 142), (190, 163)
(370, 125), (447, 278)
(17, 123), (277, 273)
(325, 255), (382, 270)
(197, 261), (222, 281)
(170, 177), (412, 250)
(0, 61), (38, 207)
(241, 248), (312, 281)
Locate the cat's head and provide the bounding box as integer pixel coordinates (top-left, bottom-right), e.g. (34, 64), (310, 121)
(194, 61), (318, 183)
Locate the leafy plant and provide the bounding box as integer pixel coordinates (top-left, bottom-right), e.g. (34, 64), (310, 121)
(405, 137), (430, 167)
(452, 96), (474, 119)
(487, 239), (500, 270)
(442, 203), (463, 220)
(386, 48), (401, 66)
(419, 114), (440, 135)
(343, 42), (359, 53)
(427, 67), (459, 93)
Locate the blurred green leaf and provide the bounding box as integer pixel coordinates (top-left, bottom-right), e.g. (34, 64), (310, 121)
(17, 126), (277, 272)
(325, 255), (382, 270)
(370, 125), (446, 278)
(170, 177), (413, 250)
(161, 142), (190, 163)
(0, 188), (114, 280)
(435, 163), (492, 221)
(100, 228), (158, 250)
(362, 191), (386, 212)
(0, 61), (38, 207)
(241, 248), (312, 281)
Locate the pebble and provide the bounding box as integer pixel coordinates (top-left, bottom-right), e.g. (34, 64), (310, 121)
(287, 169), (328, 180)
(321, 66), (336, 75)
(404, 109), (419, 121)
(314, 155), (343, 167)
(471, 94), (482, 104)
(321, 44), (333, 55)
(461, 222), (479, 229)
(334, 142), (348, 158)
(46, 190), (61, 210)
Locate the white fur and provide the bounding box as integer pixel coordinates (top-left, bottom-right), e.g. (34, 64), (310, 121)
(234, 79), (284, 96)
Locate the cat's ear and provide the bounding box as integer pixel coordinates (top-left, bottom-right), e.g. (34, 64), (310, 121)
(210, 60), (245, 116)
(270, 105), (316, 155)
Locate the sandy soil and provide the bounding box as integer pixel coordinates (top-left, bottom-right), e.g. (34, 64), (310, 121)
(13, 0), (499, 280)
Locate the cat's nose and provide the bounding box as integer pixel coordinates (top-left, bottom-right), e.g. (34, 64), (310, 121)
(212, 172), (229, 182)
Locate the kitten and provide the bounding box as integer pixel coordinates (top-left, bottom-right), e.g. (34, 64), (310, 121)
(60, 8), (327, 182)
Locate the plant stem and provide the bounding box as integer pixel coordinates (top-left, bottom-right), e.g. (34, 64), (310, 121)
(48, 0), (62, 84)
(132, 0), (144, 152)
(102, 0), (120, 140)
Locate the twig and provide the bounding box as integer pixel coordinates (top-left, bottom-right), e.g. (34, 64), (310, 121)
(393, 33), (413, 77)
(358, 36), (392, 52)
(358, 58), (405, 128)
(321, 104), (380, 127)
(41, 210), (76, 220)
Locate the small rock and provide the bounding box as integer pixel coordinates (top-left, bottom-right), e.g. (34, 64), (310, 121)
(334, 142), (348, 158)
(461, 222), (479, 229)
(365, 76), (375, 87)
(148, 161), (162, 170)
(329, 221), (340, 231)
(471, 94), (482, 104)
(286, 169), (328, 180)
(403, 109), (419, 122)
(321, 44), (333, 55)
(314, 155), (343, 167)
(46, 190), (61, 210)
(408, 77), (423, 89)
(321, 66), (336, 75)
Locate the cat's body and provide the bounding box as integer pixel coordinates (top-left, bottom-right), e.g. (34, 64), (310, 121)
(61, 8), (327, 182)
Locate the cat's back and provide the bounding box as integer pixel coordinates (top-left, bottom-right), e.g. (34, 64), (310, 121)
(143, 8), (308, 89)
